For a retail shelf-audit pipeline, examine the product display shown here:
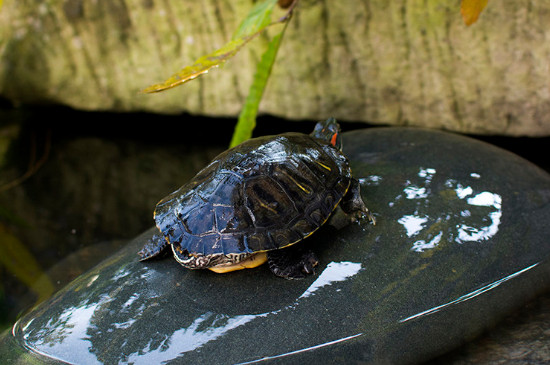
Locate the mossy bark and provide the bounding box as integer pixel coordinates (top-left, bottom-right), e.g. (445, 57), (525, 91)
(1, 0), (549, 136)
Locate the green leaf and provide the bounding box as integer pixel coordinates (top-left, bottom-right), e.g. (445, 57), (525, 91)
(232, 0), (278, 40)
(141, 37), (250, 93)
(141, 0), (281, 93)
(229, 27), (285, 148)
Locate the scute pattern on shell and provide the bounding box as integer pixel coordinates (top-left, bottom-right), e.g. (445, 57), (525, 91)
(153, 132), (352, 260)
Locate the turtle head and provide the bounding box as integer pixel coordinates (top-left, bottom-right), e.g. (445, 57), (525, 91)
(310, 117), (342, 149)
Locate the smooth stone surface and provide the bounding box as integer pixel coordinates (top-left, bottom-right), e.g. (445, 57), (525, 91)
(2, 127), (550, 364)
(429, 290), (550, 364)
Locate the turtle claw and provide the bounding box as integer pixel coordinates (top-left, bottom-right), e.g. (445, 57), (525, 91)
(267, 246), (319, 279)
(300, 254), (319, 276)
(354, 209), (376, 225)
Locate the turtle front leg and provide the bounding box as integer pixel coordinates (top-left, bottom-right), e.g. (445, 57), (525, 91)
(267, 245), (319, 279)
(341, 178), (376, 224)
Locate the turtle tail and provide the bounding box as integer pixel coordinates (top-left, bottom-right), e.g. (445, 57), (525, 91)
(138, 233), (171, 261)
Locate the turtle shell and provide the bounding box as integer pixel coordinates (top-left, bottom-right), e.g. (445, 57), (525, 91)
(154, 132), (352, 262)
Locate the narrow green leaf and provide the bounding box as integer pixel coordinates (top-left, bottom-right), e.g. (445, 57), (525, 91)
(0, 224), (54, 303)
(229, 23), (287, 148)
(141, 0), (281, 93)
(141, 37), (250, 93)
(232, 0), (278, 40)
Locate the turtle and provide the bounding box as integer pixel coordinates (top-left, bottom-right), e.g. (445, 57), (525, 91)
(138, 118), (375, 279)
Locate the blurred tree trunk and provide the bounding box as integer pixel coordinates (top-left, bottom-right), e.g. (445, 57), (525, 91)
(1, 0), (549, 136)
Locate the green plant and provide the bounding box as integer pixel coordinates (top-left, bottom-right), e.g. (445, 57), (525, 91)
(142, 0), (488, 146)
(142, 0), (296, 147)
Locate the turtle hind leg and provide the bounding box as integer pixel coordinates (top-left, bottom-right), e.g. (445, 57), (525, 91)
(267, 245), (318, 279)
(138, 233), (170, 261)
(341, 178), (376, 224)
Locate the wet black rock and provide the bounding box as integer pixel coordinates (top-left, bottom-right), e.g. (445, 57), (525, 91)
(2, 127), (550, 364)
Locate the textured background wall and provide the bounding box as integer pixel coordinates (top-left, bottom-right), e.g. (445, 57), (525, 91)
(1, 0), (550, 136)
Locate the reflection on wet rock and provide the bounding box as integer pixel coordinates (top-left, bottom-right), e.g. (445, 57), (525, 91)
(3, 127), (550, 364)
(393, 168), (504, 253)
